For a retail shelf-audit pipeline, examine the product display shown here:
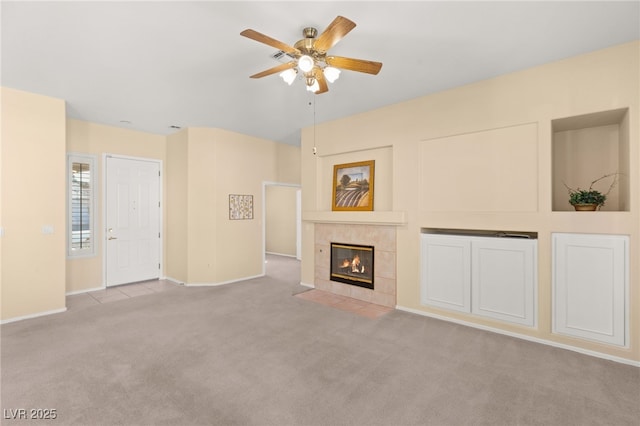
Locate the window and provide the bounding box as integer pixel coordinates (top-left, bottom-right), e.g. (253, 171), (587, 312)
(67, 154), (96, 257)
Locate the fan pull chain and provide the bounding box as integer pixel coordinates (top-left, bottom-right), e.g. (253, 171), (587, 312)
(311, 99), (317, 155)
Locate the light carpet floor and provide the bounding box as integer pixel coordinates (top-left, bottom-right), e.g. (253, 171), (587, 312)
(1, 255), (638, 425)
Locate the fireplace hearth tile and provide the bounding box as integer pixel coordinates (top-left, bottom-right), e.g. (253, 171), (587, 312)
(313, 279), (332, 292)
(335, 297), (369, 309)
(371, 292), (395, 308)
(374, 276), (396, 295)
(357, 304), (393, 319)
(295, 289), (392, 319)
(350, 285), (373, 303)
(365, 225), (396, 251)
(331, 281), (352, 297)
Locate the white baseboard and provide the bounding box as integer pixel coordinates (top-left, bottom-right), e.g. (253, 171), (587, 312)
(1, 307), (68, 325)
(299, 281), (315, 289)
(162, 276), (185, 285)
(265, 251), (297, 258)
(396, 305), (639, 368)
(184, 273), (265, 287)
(66, 286), (105, 296)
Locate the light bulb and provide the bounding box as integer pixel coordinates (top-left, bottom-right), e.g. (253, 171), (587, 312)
(298, 55), (314, 73)
(324, 66), (340, 83)
(279, 69), (297, 85)
(306, 79), (320, 93)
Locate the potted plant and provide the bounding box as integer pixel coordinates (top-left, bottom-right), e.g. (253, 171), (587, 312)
(564, 173), (618, 211)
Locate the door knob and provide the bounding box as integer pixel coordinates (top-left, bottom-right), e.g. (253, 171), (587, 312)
(108, 236), (117, 240)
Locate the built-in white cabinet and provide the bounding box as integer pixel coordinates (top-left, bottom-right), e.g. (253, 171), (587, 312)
(420, 235), (471, 313)
(471, 237), (536, 326)
(553, 233), (628, 346)
(421, 232), (537, 327)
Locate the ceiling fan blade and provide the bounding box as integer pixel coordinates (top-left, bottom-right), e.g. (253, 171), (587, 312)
(313, 16), (356, 53)
(249, 62), (296, 79)
(315, 69), (329, 94)
(326, 56), (383, 75)
(240, 29), (300, 56)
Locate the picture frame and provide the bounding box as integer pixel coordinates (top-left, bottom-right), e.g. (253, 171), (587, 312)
(332, 160), (375, 211)
(229, 194), (253, 220)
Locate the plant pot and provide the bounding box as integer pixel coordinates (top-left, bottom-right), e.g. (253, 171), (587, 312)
(573, 203), (599, 211)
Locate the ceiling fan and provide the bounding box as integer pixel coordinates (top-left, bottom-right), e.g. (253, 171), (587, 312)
(240, 16), (382, 94)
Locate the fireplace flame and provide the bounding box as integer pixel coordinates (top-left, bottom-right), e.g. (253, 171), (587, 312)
(351, 255), (364, 273)
(340, 256), (365, 273)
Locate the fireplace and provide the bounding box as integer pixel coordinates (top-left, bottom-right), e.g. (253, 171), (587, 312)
(330, 242), (374, 289)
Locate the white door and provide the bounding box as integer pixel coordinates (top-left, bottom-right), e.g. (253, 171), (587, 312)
(105, 156), (161, 287)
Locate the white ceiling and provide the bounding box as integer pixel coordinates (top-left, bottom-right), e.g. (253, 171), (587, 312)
(2, 1), (639, 146)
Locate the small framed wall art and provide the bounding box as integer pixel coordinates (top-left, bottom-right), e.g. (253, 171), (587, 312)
(229, 194), (254, 220)
(332, 160), (375, 211)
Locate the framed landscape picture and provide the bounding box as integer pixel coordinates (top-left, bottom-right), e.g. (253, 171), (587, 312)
(332, 160), (375, 211)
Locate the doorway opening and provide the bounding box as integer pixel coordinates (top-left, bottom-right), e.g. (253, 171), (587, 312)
(263, 182), (301, 276)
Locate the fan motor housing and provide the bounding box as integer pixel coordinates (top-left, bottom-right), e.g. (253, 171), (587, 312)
(302, 27), (317, 38)
(294, 37), (315, 54)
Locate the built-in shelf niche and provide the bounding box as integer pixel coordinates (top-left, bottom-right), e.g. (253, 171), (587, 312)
(552, 108), (630, 212)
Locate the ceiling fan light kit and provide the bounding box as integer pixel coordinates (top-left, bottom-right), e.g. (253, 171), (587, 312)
(297, 55), (315, 73)
(279, 69), (297, 85)
(306, 78), (320, 93)
(323, 67), (340, 83)
(241, 16), (382, 94)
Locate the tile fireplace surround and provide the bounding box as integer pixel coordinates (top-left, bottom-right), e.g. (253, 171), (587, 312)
(314, 223), (397, 308)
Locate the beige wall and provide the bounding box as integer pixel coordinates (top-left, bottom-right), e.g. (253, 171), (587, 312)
(184, 128), (219, 284)
(301, 41), (640, 363)
(266, 185), (298, 256)
(1, 88), (66, 320)
(65, 119), (166, 293)
(276, 141), (302, 184)
(165, 129), (189, 282)
(165, 127), (301, 285)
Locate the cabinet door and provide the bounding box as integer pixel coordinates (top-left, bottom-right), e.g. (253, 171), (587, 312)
(553, 233), (628, 346)
(420, 235), (471, 313)
(471, 238), (537, 326)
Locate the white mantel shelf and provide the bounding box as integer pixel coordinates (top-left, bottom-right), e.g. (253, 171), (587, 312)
(302, 211), (407, 226)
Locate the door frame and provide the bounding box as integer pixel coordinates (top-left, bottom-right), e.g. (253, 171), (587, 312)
(102, 154), (163, 287)
(262, 181), (302, 275)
